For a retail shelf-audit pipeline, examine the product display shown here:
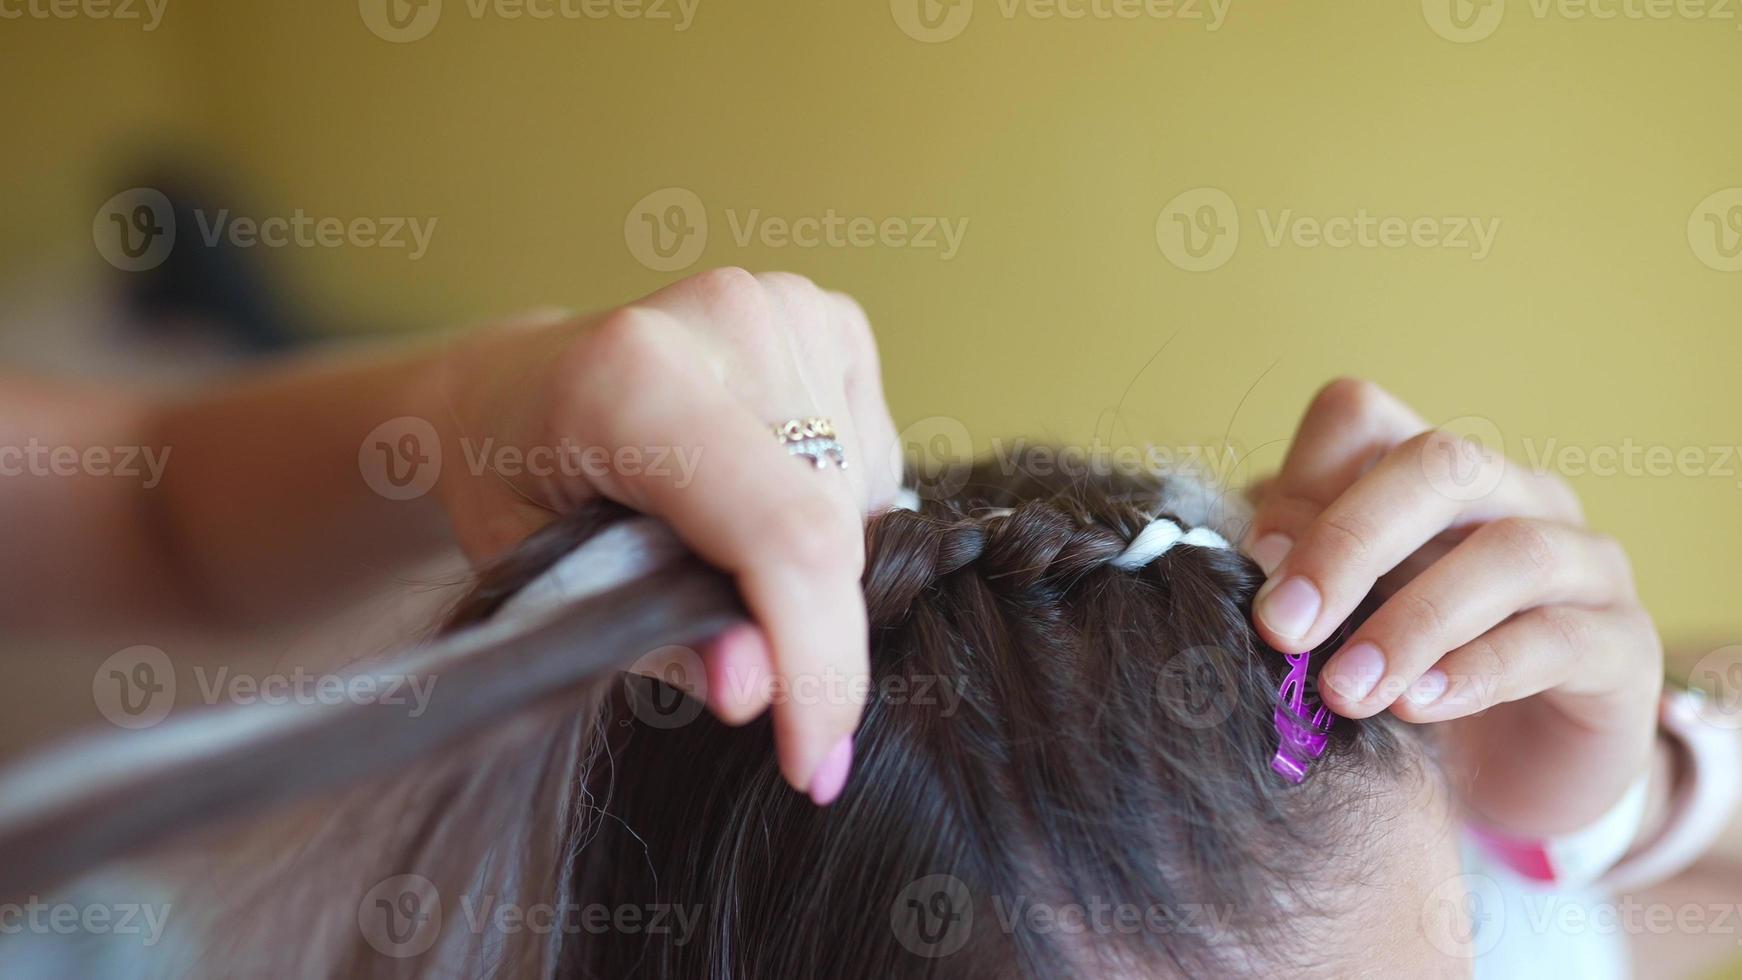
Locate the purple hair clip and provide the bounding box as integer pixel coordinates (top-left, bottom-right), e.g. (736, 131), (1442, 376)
(1270, 651), (1335, 784)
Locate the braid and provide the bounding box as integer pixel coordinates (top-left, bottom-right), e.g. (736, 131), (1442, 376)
(864, 489), (1242, 632)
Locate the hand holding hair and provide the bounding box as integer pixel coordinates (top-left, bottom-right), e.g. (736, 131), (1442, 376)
(1243, 378), (1665, 841)
(418, 268), (901, 802)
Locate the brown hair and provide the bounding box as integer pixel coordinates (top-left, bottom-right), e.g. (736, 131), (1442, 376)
(442, 454), (1422, 978)
(0, 451), (1428, 978)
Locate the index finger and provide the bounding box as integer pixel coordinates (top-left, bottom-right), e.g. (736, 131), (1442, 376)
(1243, 378), (1427, 574)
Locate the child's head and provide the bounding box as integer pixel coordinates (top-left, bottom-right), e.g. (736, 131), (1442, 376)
(479, 453), (1463, 978)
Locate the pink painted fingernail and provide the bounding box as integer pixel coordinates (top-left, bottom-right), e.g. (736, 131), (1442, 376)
(1324, 642), (1386, 701)
(1406, 669), (1448, 707)
(1257, 576), (1321, 641)
(1247, 533), (1293, 577)
(808, 734), (854, 806)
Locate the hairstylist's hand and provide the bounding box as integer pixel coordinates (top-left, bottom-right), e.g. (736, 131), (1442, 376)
(1244, 379), (1663, 837)
(422, 268), (901, 805)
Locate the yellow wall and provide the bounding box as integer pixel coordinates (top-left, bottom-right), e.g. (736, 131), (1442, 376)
(5, 0), (1740, 643)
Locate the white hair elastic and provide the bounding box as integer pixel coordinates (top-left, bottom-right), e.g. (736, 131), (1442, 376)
(898, 497), (1230, 571)
(1112, 519), (1229, 569)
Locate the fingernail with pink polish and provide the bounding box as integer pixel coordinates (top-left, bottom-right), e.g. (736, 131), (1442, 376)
(1246, 533), (1293, 577)
(808, 735), (854, 806)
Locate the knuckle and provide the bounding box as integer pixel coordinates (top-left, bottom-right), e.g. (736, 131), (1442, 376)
(1308, 377), (1387, 424)
(1538, 606), (1596, 660)
(828, 291), (881, 367)
(1387, 588), (1453, 645)
(1483, 517), (1557, 574)
(569, 308), (686, 410)
(756, 271), (830, 333)
(1593, 533), (1638, 593)
(581, 307), (672, 376)
(1310, 509), (1379, 571)
(759, 493), (865, 579)
(688, 265), (767, 313)
(754, 269), (822, 298)
(1458, 635), (1508, 688)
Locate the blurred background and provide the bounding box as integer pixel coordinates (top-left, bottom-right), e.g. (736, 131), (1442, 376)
(4, 1), (1742, 974)
(8, 1), (1740, 640)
